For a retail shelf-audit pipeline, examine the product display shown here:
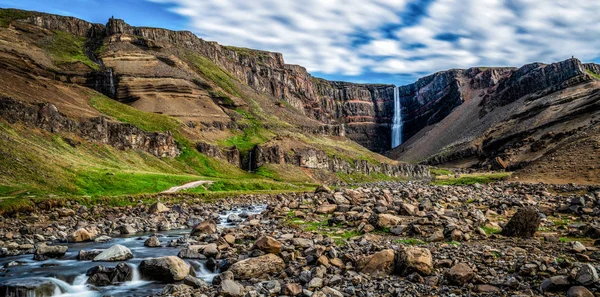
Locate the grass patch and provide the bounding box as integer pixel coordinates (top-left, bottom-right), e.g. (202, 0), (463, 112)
(219, 109), (274, 152)
(336, 172), (405, 184)
(185, 53), (241, 97)
(0, 9), (31, 28)
(586, 69), (600, 80)
(195, 179), (312, 192)
(430, 168), (452, 176)
(395, 238), (426, 245)
(481, 226), (502, 235)
(39, 31), (98, 70)
(446, 241), (461, 246)
(432, 172), (510, 186)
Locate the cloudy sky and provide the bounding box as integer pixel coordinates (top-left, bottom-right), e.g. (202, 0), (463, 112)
(3, 0), (600, 85)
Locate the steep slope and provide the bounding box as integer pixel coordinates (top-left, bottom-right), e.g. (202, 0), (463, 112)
(389, 58), (600, 182)
(0, 8), (429, 196)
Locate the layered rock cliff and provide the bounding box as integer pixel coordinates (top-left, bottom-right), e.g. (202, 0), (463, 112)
(390, 58), (600, 173)
(16, 14), (395, 152)
(0, 97), (179, 158)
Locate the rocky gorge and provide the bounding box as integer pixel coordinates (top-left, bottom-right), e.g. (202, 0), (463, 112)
(1, 181), (600, 296)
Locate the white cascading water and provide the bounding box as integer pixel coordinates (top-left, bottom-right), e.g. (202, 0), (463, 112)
(391, 86), (403, 148)
(108, 68), (116, 98)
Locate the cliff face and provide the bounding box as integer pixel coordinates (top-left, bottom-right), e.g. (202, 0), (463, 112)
(390, 58), (600, 172)
(17, 15), (395, 151)
(0, 97), (179, 158)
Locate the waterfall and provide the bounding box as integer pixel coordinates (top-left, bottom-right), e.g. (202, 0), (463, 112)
(248, 151), (253, 172)
(391, 86), (403, 148)
(108, 68), (116, 98)
(130, 264), (141, 283)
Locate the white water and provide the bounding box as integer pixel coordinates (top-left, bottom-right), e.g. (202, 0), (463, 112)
(391, 86), (403, 148)
(108, 68), (116, 98)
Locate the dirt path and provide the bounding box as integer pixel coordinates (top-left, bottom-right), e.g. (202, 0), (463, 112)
(161, 180), (213, 193)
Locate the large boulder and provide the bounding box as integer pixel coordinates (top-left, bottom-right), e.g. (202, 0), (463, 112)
(446, 263), (474, 285)
(541, 275), (571, 292)
(33, 244), (68, 261)
(576, 264), (599, 286)
(567, 286), (594, 297)
(228, 254), (285, 280)
(314, 185), (332, 194)
(394, 247), (433, 276)
(149, 202), (169, 214)
(70, 228), (96, 243)
(377, 214), (403, 229)
(93, 244), (133, 262)
(191, 220), (217, 236)
(139, 256), (191, 282)
(501, 207), (540, 238)
(144, 236), (161, 248)
(86, 263), (133, 286)
(316, 204), (337, 214)
(78, 249), (103, 261)
(253, 236), (282, 254)
(357, 249), (395, 276)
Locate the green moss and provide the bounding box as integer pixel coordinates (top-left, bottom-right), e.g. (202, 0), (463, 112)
(481, 226), (502, 235)
(336, 172), (405, 183)
(0, 9), (32, 28)
(39, 31), (99, 70)
(185, 53), (241, 97)
(432, 173), (510, 186)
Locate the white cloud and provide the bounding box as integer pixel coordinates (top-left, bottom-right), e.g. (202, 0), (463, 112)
(149, 0), (600, 79)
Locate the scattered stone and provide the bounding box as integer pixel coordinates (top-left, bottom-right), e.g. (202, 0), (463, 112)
(144, 236), (161, 247)
(541, 275), (571, 292)
(446, 263), (474, 285)
(149, 202), (169, 214)
(228, 254), (285, 280)
(33, 244), (68, 261)
(567, 286), (594, 297)
(192, 220), (217, 236)
(358, 249), (395, 276)
(395, 246), (433, 276)
(576, 264), (598, 285)
(253, 236), (282, 254)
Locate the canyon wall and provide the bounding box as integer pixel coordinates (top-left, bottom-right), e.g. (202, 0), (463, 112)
(19, 15), (395, 152)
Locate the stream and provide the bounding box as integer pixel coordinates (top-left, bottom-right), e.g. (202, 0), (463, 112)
(0, 204), (267, 297)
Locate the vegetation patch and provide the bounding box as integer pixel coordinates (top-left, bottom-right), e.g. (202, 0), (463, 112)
(586, 69), (600, 80)
(0, 9), (32, 28)
(432, 172), (510, 186)
(395, 238), (427, 245)
(481, 226), (502, 235)
(430, 168), (453, 176)
(185, 53), (241, 97)
(39, 31), (99, 70)
(219, 109), (274, 152)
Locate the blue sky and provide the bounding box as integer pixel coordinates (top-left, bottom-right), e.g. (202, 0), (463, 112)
(2, 0), (600, 85)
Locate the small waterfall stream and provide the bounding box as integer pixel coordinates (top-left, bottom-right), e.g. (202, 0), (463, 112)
(108, 68), (116, 98)
(391, 86), (403, 148)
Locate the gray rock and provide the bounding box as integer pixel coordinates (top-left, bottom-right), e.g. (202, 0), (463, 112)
(541, 275), (571, 292)
(144, 236), (161, 248)
(33, 244), (68, 261)
(576, 264), (599, 285)
(93, 244), (133, 262)
(221, 279), (243, 297)
(501, 207), (540, 238)
(567, 286), (594, 297)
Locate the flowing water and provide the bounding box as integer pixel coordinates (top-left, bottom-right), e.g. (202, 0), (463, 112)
(391, 86), (403, 148)
(0, 205), (266, 297)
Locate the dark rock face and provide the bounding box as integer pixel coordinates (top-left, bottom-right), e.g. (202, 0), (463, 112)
(0, 97), (179, 158)
(501, 207), (541, 238)
(399, 67), (514, 142)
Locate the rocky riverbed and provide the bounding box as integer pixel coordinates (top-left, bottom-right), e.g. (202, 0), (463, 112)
(1, 181), (600, 296)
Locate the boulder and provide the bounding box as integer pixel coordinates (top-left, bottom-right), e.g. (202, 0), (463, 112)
(253, 236), (282, 254)
(191, 220), (217, 236)
(357, 249), (395, 276)
(283, 283), (303, 296)
(70, 228), (96, 242)
(119, 224), (137, 235)
(314, 185), (332, 194)
(220, 279), (243, 297)
(139, 256), (191, 282)
(541, 275), (571, 292)
(0, 278), (59, 297)
(377, 214), (403, 229)
(501, 207), (540, 238)
(446, 263), (474, 285)
(144, 236), (161, 248)
(567, 286), (594, 297)
(395, 247), (433, 276)
(576, 264), (598, 285)
(178, 248), (206, 259)
(33, 244), (68, 261)
(93, 244), (133, 262)
(316, 204), (337, 214)
(149, 202), (169, 214)
(77, 249), (103, 261)
(228, 254), (285, 280)
(183, 275), (208, 289)
(86, 263), (133, 286)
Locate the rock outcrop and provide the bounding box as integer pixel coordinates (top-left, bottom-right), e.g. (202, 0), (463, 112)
(0, 97), (179, 158)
